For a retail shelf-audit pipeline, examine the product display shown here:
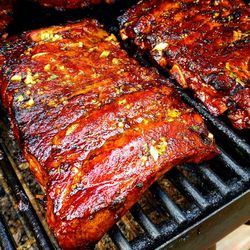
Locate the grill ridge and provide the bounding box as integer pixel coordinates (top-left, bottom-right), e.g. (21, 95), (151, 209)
(109, 225), (132, 250)
(150, 183), (186, 225)
(0, 142), (54, 250)
(0, 212), (16, 250)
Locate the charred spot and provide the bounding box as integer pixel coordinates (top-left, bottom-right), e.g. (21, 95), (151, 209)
(110, 197), (126, 211)
(232, 10), (242, 20)
(179, 1), (188, 9)
(53, 148), (62, 154)
(203, 38), (211, 44)
(60, 162), (71, 172)
(136, 182), (144, 189)
(70, 183), (85, 196)
(164, 49), (176, 58)
(146, 34), (157, 45)
(190, 125), (201, 133)
(200, 133), (213, 145)
(202, 73), (227, 91)
(188, 62), (196, 71)
(181, 46), (188, 54)
(211, 80), (224, 91)
(226, 100), (236, 108)
(87, 152), (97, 161)
(53, 199), (62, 214)
(192, 47), (202, 56)
(70, 145), (78, 150)
(26, 134), (40, 144)
(230, 84), (244, 96)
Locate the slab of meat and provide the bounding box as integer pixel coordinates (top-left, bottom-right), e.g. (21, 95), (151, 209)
(35, 0), (115, 10)
(0, 19), (218, 249)
(119, 0), (250, 129)
(0, 0), (13, 38)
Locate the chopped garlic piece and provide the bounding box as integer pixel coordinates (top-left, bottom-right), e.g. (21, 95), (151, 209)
(16, 95), (24, 102)
(118, 99), (127, 105)
(40, 31), (62, 42)
(225, 62), (230, 70)
(100, 50), (110, 58)
(66, 124), (79, 136)
(44, 64), (51, 71)
(105, 34), (117, 42)
(26, 97), (35, 107)
(118, 122), (124, 128)
(156, 141), (168, 155)
(208, 133), (214, 140)
(150, 146), (159, 162)
(167, 109), (182, 118)
(141, 156), (148, 166)
(11, 74), (22, 82)
(153, 42), (168, 51)
(112, 58), (120, 65)
(24, 72), (36, 85)
(31, 52), (48, 59)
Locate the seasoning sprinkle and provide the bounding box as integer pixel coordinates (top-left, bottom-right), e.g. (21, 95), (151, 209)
(48, 74), (59, 81)
(100, 50), (110, 58)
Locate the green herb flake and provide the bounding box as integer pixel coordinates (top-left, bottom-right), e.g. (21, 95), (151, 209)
(191, 125), (200, 131)
(136, 182), (144, 188)
(48, 74), (59, 81)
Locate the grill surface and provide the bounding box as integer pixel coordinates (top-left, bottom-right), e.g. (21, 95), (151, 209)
(0, 0), (250, 249)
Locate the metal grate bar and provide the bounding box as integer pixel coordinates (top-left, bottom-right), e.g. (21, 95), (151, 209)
(0, 212), (16, 250)
(0, 143), (53, 250)
(218, 149), (250, 181)
(109, 224), (132, 250)
(150, 183), (186, 225)
(130, 204), (160, 239)
(197, 164), (230, 196)
(167, 169), (210, 211)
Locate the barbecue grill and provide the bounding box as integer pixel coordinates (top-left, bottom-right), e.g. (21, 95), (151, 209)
(0, 1), (250, 249)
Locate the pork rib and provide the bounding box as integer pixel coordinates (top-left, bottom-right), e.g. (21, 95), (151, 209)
(0, 19), (218, 249)
(119, 0), (250, 129)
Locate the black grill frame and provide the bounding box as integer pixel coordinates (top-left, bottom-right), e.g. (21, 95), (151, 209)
(0, 0), (250, 249)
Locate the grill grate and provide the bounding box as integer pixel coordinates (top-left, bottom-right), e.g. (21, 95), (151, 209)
(0, 142), (53, 250)
(0, 212), (16, 250)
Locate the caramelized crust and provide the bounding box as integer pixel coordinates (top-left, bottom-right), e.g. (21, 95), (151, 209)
(0, 19), (218, 249)
(119, 0), (250, 129)
(35, 0), (115, 10)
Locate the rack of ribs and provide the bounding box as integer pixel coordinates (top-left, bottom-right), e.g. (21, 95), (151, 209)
(34, 0), (116, 10)
(119, 0), (250, 129)
(0, 19), (218, 249)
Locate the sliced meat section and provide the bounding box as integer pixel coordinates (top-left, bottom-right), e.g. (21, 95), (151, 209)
(0, 19), (218, 249)
(119, 0), (250, 129)
(1, 19), (162, 185)
(35, 0), (115, 10)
